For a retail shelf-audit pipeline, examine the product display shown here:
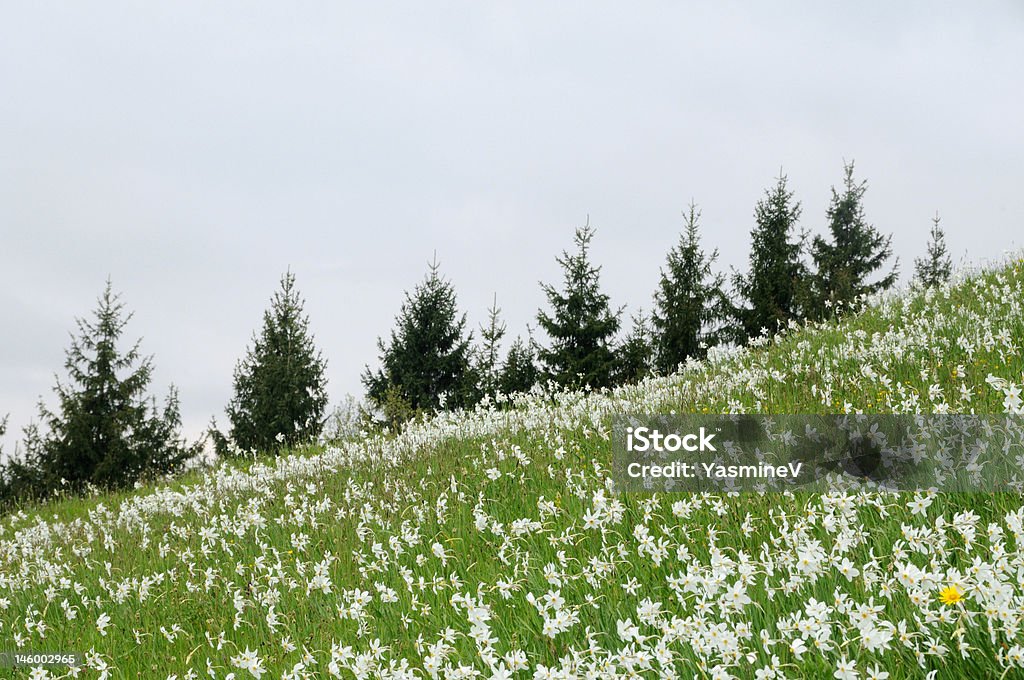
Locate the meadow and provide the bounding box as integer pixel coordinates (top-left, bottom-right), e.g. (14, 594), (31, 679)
(1, 256), (1023, 679)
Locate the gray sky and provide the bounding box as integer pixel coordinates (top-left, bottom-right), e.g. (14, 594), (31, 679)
(2, 2), (1023, 455)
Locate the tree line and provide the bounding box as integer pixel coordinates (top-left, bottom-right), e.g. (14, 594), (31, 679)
(0, 161), (954, 507)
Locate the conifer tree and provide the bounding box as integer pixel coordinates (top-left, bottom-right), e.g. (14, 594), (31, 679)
(536, 221), (622, 389)
(474, 295), (506, 400)
(1, 415), (49, 507)
(498, 336), (539, 396)
(652, 203), (726, 374)
(225, 271), (328, 454)
(17, 282), (196, 496)
(809, 161), (897, 318)
(915, 211), (953, 288)
(615, 310), (654, 385)
(0, 418), (35, 507)
(363, 258), (474, 413)
(733, 173), (807, 340)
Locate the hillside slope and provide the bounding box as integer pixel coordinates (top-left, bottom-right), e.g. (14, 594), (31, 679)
(1, 258), (1023, 679)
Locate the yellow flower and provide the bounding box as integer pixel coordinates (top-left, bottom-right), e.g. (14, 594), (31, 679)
(938, 585), (963, 605)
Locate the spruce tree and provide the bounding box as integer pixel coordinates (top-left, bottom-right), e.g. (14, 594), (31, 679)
(0, 415), (50, 506)
(498, 336), (539, 396)
(18, 282), (196, 496)
(363, 258), (474, 414)
(0, 418), (32, 507)
(474, 295), (506, 400)
(652, 202), (726, 374)
(536, 221), (622, 389)
(225, 271), (328, 454)
(733, 172), (807, 340)
(615, 310), (654, 385)
(915, 211), (953, 288)
(809, 161), (897, 318)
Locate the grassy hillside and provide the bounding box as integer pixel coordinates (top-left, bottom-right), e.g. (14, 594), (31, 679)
(1, 257), (1023, 679)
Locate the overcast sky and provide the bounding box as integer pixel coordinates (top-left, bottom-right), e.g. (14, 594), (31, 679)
(2, 2), (1022, 456)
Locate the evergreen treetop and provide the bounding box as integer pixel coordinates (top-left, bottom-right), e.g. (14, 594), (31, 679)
(18, 282), (196, 496)
(652, 202), (726, 374)
(915, 211), (953, 288)
(363, 258), (474, 414)
(810, 161), (898, 318)
(498, 335), (539, 397)
(536, 221), (622, 389)
(225, 270), (328, 454)
(615, 309), (654, 385)
(733, 172), (808, 339)
(474, 294), (506, 401)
